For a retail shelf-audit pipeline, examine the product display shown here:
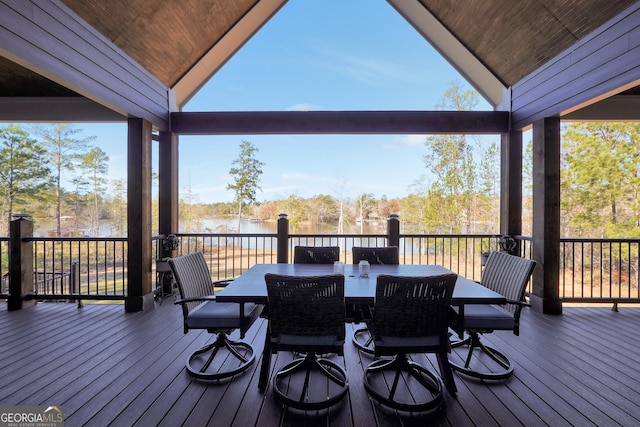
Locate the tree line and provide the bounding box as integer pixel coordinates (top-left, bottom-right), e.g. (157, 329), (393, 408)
(208, 81), (501, 235)
(0, 123), (113, 236)
(3, 82), (639, 239)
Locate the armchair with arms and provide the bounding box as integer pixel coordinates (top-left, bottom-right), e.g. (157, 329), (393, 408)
(449, 250), (536, 380)
(169, 252), (262, 380)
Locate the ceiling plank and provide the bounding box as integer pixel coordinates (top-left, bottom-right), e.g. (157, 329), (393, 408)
(0, 97), (125, 122)
(563, 94), (640, 121)
(170, 110), (510, 135)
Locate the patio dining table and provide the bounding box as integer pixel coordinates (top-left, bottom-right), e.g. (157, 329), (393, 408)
(215, 263), (506, 390)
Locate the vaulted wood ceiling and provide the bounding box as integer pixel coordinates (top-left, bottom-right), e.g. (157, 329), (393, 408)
(417, 0), (636, 87)
(0, 0), (638, 118)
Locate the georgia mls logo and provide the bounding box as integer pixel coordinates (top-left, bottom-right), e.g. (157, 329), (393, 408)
(0, 405), (64, 426)
(44, 406), (63, 419)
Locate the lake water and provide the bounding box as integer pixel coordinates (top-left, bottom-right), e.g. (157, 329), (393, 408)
(198, 218), (388, 235)
(32, 217), (389, 237)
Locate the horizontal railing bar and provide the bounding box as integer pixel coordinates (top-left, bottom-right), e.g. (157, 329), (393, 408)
(23, 294), (125, 301)
(24, 237), (127, 242)
(560, 238), (640, 243)
(560, 298), (640, 303)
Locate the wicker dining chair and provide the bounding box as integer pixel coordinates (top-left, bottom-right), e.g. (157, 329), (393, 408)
(352, 246), (400, 265)
(264, 273), (348, 410)
(449, 251), (536, 380)
(169, 252), (262, 380)
(363, 273), (458, 412)
(350, 246), (399, 354)
(293, 245), (340, 264)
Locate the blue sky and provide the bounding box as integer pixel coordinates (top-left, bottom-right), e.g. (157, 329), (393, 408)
(40, 0), (497, 203)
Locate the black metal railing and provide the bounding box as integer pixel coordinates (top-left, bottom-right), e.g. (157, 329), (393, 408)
(169, 232), (506, 282)
(560, 238), (640, 303)
(0, 237), (9, 298)
(2, 214), (638, 306)
(169, 233), (279, 280)
(27, 236), (128, 302)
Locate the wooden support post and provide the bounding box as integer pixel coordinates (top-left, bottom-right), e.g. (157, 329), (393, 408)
(387, 214), (400, 248)
(158, 131), (179, 259)
(126, 118), (154, 312)
(8, 216), (34, 311)
(500, 130), (523, 254)
(277, 214), (289, 263)
(531, 117), (562, 314)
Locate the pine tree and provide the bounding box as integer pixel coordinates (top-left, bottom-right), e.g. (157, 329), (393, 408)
(227, 141), (264, 232)
(0, 125), (51, 230)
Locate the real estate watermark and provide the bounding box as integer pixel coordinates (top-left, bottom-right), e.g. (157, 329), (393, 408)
(0, 406), (63, 427)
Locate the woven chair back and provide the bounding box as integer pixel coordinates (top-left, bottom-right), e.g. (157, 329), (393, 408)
(293, 246), (340, 264)
(265, 274), (345, 340)
(169, 252), (214, 314)
(352, 246), (399, 265)
(482, 251), (537, 316)
(373, 274), (457, 339)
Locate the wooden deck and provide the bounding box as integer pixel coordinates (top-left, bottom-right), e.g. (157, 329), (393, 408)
(1, 299), (640, 426)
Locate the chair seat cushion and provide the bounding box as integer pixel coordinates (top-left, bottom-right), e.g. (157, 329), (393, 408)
(462, 304), (516, 331)
(375, 335), (442, 349)
(272, 333), (344, 348)
(187, 301), (260, 329)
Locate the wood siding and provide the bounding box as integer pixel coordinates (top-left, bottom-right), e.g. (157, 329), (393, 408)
(0, 0), (169, 128)
(511, 2), (640, 129)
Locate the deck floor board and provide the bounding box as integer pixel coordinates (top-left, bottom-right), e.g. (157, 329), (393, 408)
(2, 301), (640, 426)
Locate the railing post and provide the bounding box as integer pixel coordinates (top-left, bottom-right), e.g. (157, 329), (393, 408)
(387, 214), (400, 248)
(8, 215), (34, 311)
(277, 213), (289, 263)
(70, 261), (82, 308)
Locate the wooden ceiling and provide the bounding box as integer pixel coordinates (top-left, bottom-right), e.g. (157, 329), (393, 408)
(60, 0), (259, 88)
(0, 0), (637, 110)
(417, 0), (636, 87)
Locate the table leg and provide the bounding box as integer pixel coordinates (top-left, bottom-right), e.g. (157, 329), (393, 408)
(258, 330), (271, 391)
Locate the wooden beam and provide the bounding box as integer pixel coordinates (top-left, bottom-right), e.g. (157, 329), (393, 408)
(170, 110), (510, 135)
(0, 0), (169, 129)
(0, 97), (125, 122)
(512, 3), (640, 129)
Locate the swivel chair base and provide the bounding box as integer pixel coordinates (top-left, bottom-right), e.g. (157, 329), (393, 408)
(450, 331), (514, 380)
(273, 353), (348, 410)
(352, 324), (375, 354)
(363, 355), (444, 412)
(187, 332), (255, 380)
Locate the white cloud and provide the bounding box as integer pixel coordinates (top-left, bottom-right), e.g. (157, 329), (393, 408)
(286, 103), (323, 111)
(263, 184), (302, 194)
(311, 43), (413, 86)
(394, 135), (427, 146)
(282, 172), (310, 180)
